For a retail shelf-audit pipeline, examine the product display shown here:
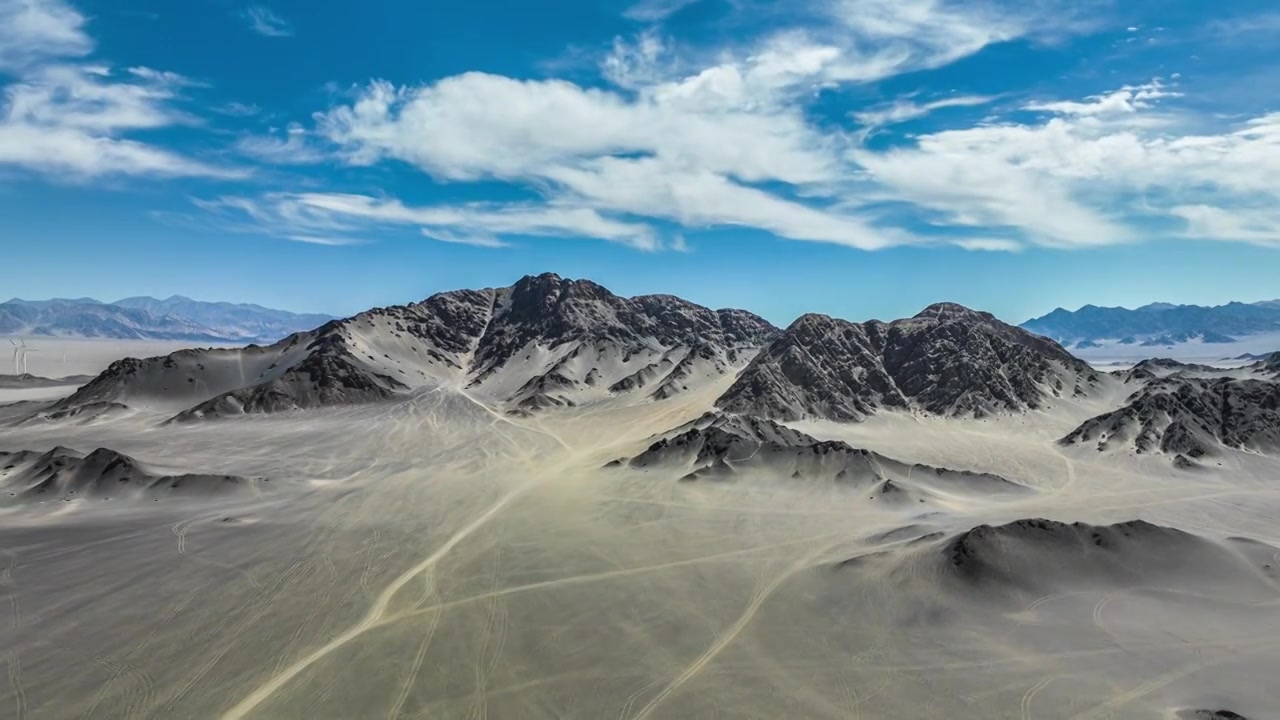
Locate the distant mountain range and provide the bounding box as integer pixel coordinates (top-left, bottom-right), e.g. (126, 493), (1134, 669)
(0, 296), (334, 344)
(1020, 300), (1280, 350)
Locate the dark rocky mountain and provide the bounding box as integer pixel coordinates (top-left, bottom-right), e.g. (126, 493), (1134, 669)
(0, 446), (258, 502)
(1061, 377), (1280, 464)
(613, 410), (1027, 499)
(1118, 357), (1224, 383)
(48, 274), (779, 421)
(1250, 352), (1280, 377)
(464, 274), (776, 413)
(715, 302), (1098, 422)
(0, 296), (333, 343)
(1021, 301), (1280, 348)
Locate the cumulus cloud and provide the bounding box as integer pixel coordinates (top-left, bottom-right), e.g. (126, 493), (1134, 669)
(204, 0), (1280, 252)
(226, 0), (1080, 251)
(0, 0), (239, 180)
(305, 65), (897, 248)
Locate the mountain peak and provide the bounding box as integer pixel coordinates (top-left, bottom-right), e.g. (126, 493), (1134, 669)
(912, 302), (995, 323)
(718, 301), (1096, 423)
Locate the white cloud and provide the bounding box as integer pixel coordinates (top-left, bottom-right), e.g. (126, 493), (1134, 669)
(420, 228), (509, 249)
(6, 65), (188, 132)
(312, 71), (895, 247)
(284, 234), (363, 246)
(214, 101), (262, 117)
(623, 0), (702, 22)
(1024, 79), (1180, 116)
(0, 123), (237, 178)
(200, 0), (1280, 253)
(235, 122), (326, 163)
(125, 66), (203, 87)
(953, 238), (1023, 252)
(1171, 205), (1280, 248)
(854, 82), (1280, 248)
(195, 193), (663, 250)
(243, 6), (292, 37)
(1208, 12), (1280, 37)
(852, 94), (995, 134)
(0, 0), (239, 180)
(810, 0), (1079, 85)
(0, 0), (91, 71)
(285, 1), (1088, 251)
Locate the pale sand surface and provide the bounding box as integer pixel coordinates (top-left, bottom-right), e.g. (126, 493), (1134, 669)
(0, 359), (1277, 718)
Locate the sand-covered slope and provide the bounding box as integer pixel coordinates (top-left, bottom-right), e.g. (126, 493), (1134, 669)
(615, 410), (1028, 501)
(0, 446), (260, 502)
(936, 519), (1279, 595)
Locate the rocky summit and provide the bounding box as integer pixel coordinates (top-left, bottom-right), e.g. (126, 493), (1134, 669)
(715, 302), (1099, 422)
(1060, 376), (1280, 464)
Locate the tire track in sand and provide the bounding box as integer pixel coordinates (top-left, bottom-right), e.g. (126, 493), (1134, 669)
(6, 650), (26, 720)
(626, 538), (840, 720)
(1019, 675), (1055, 720)
(220, 478), (541, 720)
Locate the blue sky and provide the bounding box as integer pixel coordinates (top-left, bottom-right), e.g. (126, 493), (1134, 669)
(1, 0), (1278, 325)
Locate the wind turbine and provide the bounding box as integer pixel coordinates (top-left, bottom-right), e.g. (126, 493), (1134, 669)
(8, 340), (18, 376)
(21, 341), (39, 375)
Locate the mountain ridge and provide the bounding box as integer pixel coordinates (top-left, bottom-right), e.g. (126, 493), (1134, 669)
(715, 301), (1099, 422)
(0, 295), (334, 344)
(44, 273), (780, 421)
(1021, 300), (1280, 349)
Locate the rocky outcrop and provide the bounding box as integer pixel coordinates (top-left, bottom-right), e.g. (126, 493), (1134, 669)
(717, 303), (1098, 422)
(613, 411), (1026, 499)
(0, 446), (259, 502)
(1061, 377), (1280, 462)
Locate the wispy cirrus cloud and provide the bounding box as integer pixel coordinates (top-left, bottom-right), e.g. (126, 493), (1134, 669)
(242, 5), (292, 37)
(192, 192), (665, 249)
(622, 0), (704, 22)
(235, 123), (327, 164)
(855, 82), (1280, 248)
(852, 94), (996, 137)
(214, 101), (262, 117)
(0, 0), (240, 180)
